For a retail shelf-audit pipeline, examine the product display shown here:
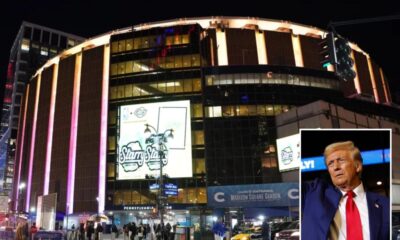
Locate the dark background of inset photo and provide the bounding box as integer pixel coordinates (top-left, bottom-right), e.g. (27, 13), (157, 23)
(301, 129), (390, 196)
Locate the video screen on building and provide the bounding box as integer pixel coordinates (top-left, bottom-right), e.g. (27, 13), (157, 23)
(117, 100), (192, 180)
(276, 134), (300, 172)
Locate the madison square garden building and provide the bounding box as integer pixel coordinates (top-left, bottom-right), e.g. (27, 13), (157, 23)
(12, 17), (400, 227)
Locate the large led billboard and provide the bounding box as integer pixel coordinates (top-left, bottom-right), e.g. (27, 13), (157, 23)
(117, 100), (192, 180)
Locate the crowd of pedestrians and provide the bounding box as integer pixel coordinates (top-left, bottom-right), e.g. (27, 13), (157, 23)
(12, 220), (177, 240)
(121, 222), (175, 240)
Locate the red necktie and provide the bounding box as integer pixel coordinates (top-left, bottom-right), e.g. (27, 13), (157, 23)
(346, 191), (363, 240)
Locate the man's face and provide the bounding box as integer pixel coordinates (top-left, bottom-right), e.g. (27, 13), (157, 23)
(326, 149), (362, 190)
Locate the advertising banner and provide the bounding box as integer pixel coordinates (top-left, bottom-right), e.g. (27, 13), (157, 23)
(207, 183), (299, 208)
(301, 148), (390, 172)
(276, 134), (300, 172)
(117, 100), (192, 180)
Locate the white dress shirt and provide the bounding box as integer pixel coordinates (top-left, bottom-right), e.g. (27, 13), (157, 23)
(329, 183), (370, 240)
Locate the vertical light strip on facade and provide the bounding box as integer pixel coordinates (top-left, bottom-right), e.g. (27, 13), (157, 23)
(351, 51), (361, 94)
(26, 74), (42, 211)
(291, 35), (304, 67)
(98, 44), (110, 213)
(14, 85), (29, 211)
(255, 31), (267, 64)
(366, 57), (379, 103)
(44, 62), (59, 194)
(67, 53), (82, 214)
(215, 29), (228, 66)
(210, 38), (215, 66)
(379, 68), (391, 103)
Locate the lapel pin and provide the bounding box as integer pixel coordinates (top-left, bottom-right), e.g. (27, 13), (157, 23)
(375, 203), (380, 208)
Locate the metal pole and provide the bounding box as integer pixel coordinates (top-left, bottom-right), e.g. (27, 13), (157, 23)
(66, 204), (69, 233)
(159, 136), (164, 227)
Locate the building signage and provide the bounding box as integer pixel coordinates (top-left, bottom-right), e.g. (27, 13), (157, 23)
(207, 183), (299, 208)
(149, 183), (178, 196)
(301, 149), (390, 172)
(117, 100), (192, 180)
(123, 205), (172, 211)
(276, 134), (300, 172)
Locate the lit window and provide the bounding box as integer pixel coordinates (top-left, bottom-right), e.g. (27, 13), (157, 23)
(118, 40), (126, 52)
(107, 163), (115, 178)
(49, 48), (57, 56)
(192, 104), (203, 118)
(108, 136), (115, 151)
(126, 39), (133, 51)
(21, 39), (30, 51)
(67, 39), (75, 48)
(40, 47), (48, 56)
(194, 158), (205, 174)
(193, 131), (204, 145)
(108, 111), (116, 125)
(182, 34), (190, 44)
(111, 42), (118, 53)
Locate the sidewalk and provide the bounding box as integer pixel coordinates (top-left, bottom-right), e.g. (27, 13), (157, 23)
(67, 233), (154, 240)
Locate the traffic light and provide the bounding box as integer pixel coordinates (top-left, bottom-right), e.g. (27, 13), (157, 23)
(320, 32), (336, 69)
(334, 36), (356, 82)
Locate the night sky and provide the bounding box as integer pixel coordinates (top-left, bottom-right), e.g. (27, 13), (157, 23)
(1, 1), (400, 105)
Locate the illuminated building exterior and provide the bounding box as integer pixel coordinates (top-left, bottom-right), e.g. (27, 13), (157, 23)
(11, 17), (399, 228)
(0, 22), (84, 198)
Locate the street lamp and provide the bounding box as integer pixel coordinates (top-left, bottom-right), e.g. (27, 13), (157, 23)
(144, 123), (173, 227)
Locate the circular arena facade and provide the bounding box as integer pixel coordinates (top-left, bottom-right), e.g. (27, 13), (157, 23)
(12, 17), (400, 227)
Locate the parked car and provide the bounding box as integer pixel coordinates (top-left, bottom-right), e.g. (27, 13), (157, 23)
(274, 221), (299, 240)
(270, 222), (293, 240)
(231, 227), (263, 240)
(393, 225), (400, 240)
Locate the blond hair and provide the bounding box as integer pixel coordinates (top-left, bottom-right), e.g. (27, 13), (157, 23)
(324, 141), (363, 164)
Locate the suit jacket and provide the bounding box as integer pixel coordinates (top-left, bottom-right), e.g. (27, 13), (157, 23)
(301, 178), (389, 240)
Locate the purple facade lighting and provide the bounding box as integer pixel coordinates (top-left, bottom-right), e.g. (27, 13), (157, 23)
(26, 75), (42, 211)
(66, 53), (82, 214)
(98, 45), (110, 213)
(44, 63), (58, 195)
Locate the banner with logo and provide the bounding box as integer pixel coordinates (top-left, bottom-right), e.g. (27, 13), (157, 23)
(276, 134), (300, 172)
(117, 100), (192, 180)
(207, 183), (299, 208)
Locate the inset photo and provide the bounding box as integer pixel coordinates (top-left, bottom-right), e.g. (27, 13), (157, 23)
(300, 129), (390, 240)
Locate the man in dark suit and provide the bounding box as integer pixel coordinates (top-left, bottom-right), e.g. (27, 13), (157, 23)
(302, 141), (389, 240)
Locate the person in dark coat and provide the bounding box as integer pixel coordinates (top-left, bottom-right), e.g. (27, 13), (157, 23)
(261, 219), (270, 240)
(129, 222), (137, 240)
(79, 223), (85, 240)
(86, 223), (94, 240)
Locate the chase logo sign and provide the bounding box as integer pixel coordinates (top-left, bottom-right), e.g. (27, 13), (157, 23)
(214, 192), (225, 202)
